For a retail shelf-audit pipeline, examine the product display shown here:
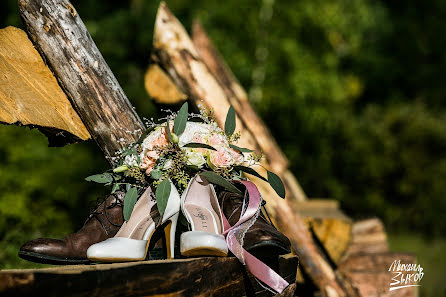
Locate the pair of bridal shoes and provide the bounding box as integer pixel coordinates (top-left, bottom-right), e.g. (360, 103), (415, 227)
(87, 174), (227, 262)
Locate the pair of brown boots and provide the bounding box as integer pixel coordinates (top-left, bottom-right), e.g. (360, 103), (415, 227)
(19, 188), (290, 264)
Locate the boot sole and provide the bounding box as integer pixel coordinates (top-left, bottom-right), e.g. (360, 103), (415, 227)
(18, 251), (90, 265)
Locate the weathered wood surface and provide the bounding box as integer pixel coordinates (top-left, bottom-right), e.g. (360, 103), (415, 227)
(191, 21), (288, 174)
(0, 26), (90, 145)
(341, 218), (388, 260)
(0, 256), (298, 297)
(144, 64), (187, 104)
(18, 0), (145, 160)
(338, 253), (418, 297)
(296, 199), (352, 264)
(150, 4), (356, 297)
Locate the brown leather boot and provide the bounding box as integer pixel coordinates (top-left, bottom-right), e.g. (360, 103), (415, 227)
(18, 191), (125, 265)
(218, 188), (291, 258)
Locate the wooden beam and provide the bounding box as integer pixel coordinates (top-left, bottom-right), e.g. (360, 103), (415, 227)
(0, 256), (298, 297)
(0, 26), (90, 145)
(144, 64), (187, 104)
(18, 0), (145, 161)
(191, 21), (289, 173)
(296, 199), (352, 264)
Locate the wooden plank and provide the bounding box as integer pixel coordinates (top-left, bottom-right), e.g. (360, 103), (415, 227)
(0, 26), (90, 145)
(18, 0), (145, 161)
(0, 256), (298, 297)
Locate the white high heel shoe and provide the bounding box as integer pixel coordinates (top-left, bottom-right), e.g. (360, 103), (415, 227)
(180, 174), (228, 257)
(87, 182), (180, 261)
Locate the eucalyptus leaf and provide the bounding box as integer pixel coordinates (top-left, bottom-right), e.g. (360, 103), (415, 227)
(234, 165), (268, 182)
(174, 102), (188, 135)
(166, 121), (173, 143)
(182, 142), (217, 151)
(200, 171), (242, 194)
(123, 187), (138, 221)
(267, 170), (286, 198)
(156, 179), (171, 215)
(151, 169), (162, 180)
(126, 183), (131, 192)
(225, 105), (236, 136)
(85, 173), (113, 184)
(229, 144), (253, 153)
(111, 183), (120, 193)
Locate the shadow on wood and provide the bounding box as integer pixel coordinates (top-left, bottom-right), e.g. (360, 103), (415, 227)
(0, 256), (298, 297)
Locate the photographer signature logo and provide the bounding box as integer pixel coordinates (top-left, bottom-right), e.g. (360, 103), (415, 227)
(388, 260), (423, 291)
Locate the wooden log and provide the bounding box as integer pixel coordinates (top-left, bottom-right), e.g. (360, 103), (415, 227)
(342, 218), (388, 261)
(191, 21), (308, 202)
(18, 0), (145, 161)
(0, 26), (90, 145)
(0, 256), (298, 297)
(151, 4), (356, 296)
(296, 199), (352, 264)
(144, 64), (187, 104)
(338, 253), (418, 297)
(191, 21), (288, 174)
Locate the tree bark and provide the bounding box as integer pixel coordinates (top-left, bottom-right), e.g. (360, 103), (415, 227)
(18, 0), (144, 161)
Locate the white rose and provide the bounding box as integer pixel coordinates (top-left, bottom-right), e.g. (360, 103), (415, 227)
(123, 154), (139, 167)
(185, 150), (206, 168)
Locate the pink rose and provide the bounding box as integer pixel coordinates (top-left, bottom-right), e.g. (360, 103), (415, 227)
(230, 148), (244, 165)
(208, 133), (227, 146)
(141, 155), (156, 174)
(209, 147), (234, 168)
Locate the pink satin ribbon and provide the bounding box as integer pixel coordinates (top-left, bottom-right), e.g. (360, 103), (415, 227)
(221, 180), (289, 294)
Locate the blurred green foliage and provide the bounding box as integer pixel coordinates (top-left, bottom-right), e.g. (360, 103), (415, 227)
(1, 0), (446, 272)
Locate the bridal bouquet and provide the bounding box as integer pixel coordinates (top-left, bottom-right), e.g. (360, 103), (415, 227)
(86, 103), (285, 221)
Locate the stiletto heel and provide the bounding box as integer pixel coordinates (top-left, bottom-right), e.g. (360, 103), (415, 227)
(164, 212), (179, 259)
(87, 181), (181, 262)
(180, 174), (228, 257)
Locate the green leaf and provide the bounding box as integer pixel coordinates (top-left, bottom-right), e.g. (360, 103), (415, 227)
(166, 121), (173, 143)
(182, 142), (217, 151)
(229, 144), (253, 153)
(234, 165), (268, 182)
(136, 126), (156, 145)
(156, 179), (171, 215)
(111, 183), (120, 193)
(179, 212), (189, 227)
(174, 102), (188, 135)
(200, 171), (242, 194)
(225, 105), (236, 136)
(267, 170), (286, 198)
(151, 169), (162, 180)
(85, 173), (113, 184)
(123, 187), (138, 221)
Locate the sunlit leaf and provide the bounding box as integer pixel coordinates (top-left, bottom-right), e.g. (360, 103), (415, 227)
(229, 144), (253, 153)
(85, 173), (113, 184)
(174, 102), (188, 135)
(123, 187), (138, 221)
(156, 179), (171, 215)
(234, 165), (268, 182)
(225, 105), (236, 136)
(200, 171), (242, 194)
